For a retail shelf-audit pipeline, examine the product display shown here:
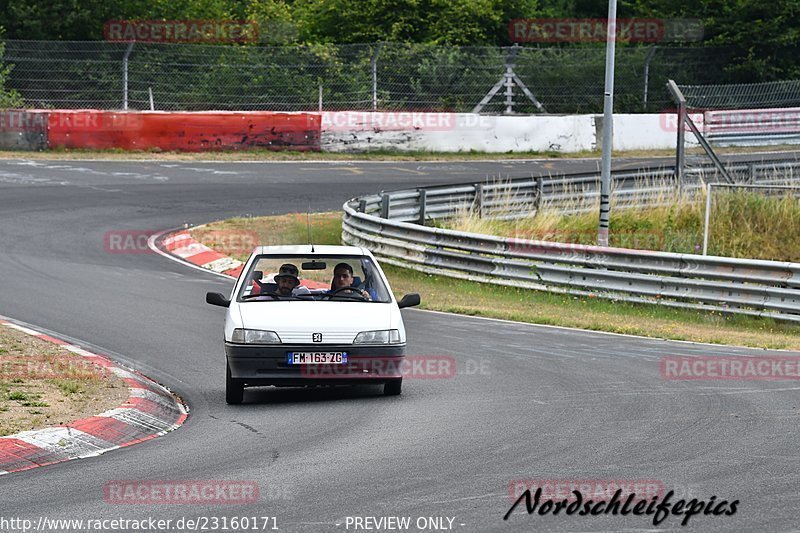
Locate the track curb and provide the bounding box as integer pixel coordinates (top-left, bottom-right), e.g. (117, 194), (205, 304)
(0, 317), (188, 475)
(156, 227), (243, 280)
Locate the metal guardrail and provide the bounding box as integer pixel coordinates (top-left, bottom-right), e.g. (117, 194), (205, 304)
(342, 158), (800, 321)
(705, 108), (800, 147)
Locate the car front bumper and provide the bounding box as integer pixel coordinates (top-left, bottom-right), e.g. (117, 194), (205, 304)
(225, 343), (406, 386)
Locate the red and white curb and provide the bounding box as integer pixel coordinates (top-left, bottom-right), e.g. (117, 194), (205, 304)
(0, 317), (188, 475)
(158, 229), (243, 279)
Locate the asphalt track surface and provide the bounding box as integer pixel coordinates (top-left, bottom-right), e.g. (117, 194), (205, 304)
(1, 154), (800, 532)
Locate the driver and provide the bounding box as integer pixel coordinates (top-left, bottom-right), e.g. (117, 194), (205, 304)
(329, 262), (371, 300)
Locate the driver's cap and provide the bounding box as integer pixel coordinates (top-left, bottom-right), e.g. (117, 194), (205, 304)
(275, 263), (299, 281)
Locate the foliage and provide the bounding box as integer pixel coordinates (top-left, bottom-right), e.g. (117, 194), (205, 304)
(0, 0), (798, 98)
(0, 39), (24, 109)
(445, 188), (800, 262)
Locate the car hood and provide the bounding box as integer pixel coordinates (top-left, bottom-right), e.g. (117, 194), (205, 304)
(237, 301), (393, 345)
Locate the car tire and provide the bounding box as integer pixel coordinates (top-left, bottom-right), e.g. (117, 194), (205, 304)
(384, 378), (402, 396)
(226, 362), (244, 405)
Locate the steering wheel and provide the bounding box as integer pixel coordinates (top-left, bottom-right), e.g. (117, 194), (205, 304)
(323, 286), (370, 300)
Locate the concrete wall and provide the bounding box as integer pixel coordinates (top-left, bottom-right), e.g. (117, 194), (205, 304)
(0, 111), (319, 152)
(46, 111), (320, 152)
(321, 111), (698, 153)
(603, 113), (701, 151)
(1, 109), (710, 153)
(320, 112), (596, 153)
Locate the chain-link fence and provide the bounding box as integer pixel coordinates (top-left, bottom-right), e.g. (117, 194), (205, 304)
(680, 80), (800, 110)
(2, 40), (742, 113)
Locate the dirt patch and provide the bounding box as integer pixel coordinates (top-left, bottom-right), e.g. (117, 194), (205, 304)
(0, 325), (128, 437)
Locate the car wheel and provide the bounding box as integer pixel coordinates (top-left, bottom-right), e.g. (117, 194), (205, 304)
(384, 378), (402, 396)
(226, 362), (244, 405)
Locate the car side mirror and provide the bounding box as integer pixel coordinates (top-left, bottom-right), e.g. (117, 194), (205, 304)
(206, 292), (230, 308)
(397, 293), (420, 309)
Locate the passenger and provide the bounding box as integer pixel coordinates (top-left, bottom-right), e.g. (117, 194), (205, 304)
(330, 262), (371, 300)
(274, 263), (304, 297)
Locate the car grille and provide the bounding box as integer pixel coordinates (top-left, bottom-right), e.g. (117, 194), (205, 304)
(277, 332), (356, 344)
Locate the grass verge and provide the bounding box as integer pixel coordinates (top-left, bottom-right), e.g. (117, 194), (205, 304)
(0, 325), (127, 436)
(192, 212), (800, 351)
(445, 188), (800, 262)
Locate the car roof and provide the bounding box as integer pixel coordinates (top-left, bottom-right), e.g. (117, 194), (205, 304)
(251, 244), (369, 256)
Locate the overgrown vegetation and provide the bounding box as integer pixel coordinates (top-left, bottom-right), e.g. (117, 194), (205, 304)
(0, 39), (23, 109)
(445, 188), (800, 262)
(0, 0), (800, 112)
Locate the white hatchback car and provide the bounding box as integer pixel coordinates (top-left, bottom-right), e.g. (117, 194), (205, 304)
(206, 245), (420, 404)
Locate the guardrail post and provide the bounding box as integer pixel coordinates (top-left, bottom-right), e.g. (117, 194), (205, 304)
(418, 189), (427, 226)
(380, 194), (390, 219)
(358, 199), (367, 213)
(474, 184), (484, 218)
(748, 164), (756, 184)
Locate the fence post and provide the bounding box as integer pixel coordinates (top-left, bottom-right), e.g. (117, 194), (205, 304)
(418, 189), (427, 226)
(371, 43), (384, 111)
(667, 80), (686, 194)
(380, 193), (390, 219)
(318, 85), (323, 111)
(122, 42), (134, 110)
(642, 46), (657, 110)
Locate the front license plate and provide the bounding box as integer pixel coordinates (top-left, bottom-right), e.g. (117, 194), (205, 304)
(287, 352), (348, 365)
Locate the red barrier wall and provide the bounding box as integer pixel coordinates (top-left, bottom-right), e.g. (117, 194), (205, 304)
(45, 111), (320, 152)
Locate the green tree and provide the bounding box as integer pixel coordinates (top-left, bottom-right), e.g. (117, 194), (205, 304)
(619, 0), (800, 80)
(0, 0), (240, 40)
(296, 0), (539, 45)
(0, 38), (24, 108)
(245, 0), (300, 44)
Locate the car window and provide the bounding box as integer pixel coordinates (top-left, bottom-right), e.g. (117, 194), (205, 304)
(238, 255), (392, 303)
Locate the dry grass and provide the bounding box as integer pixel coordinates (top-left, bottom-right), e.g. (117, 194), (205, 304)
(191, 212), (800, 350)
(0, 326), (127, 436)
(444, 175), (800, 261)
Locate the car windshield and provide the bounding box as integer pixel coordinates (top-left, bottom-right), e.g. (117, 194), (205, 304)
(237, 255), (391, 303)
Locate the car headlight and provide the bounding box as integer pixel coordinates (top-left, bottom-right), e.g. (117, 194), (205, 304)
(231, 328), (282, 344)
(353, 329), (401, 344)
